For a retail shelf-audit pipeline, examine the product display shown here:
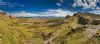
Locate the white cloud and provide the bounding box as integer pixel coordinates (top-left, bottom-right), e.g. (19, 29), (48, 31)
(10, 9), (76, 17)
(56, 0), (64, 7)
(73, 0), (100, 9)
(89, 10), (100, 14)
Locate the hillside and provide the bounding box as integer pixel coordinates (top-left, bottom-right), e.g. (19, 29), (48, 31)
(0, 12), (100, 44)
(73, 13), (100, 19)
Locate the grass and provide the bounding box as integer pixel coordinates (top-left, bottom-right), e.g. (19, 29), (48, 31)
(0, 13), (100, 44)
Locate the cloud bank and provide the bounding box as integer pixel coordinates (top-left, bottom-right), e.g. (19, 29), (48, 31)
(11, 9), (76, 17)
(90, 10), (100, 14)
(73, 0), (100, 9)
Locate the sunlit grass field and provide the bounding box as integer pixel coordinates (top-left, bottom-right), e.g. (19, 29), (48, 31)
(0, 12), (100, 44)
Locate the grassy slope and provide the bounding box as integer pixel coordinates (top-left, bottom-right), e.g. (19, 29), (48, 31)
(0, 14), (33, 44)
(0, 13), (100, 44)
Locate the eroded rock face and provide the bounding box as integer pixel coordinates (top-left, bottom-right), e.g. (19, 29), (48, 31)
(77, 16), (100, 25)
(73, 13), (100, 25)
(92, 20), (100, 25)
(65, 15), (71, 19)
(78, 16), (89, 25)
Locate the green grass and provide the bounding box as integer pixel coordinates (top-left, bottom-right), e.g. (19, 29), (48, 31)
(0, 13), (100, 44)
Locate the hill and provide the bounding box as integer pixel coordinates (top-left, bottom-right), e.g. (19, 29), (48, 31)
(0, 12), (100, 44)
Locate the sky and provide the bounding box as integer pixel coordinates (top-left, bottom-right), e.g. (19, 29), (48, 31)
(0, 0), (100, 17)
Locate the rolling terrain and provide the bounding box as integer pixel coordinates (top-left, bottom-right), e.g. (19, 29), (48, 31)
(0, 12), (100, 44)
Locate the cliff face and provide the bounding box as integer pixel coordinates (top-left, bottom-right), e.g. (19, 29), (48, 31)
(1, 12), (100, 44)
(73, 13), (100, 25)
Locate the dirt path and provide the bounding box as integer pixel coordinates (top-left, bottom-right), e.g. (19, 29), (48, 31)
(85, 25), (100, 39)
(44, 25), (100, 44)
(44, 29), (66, 44)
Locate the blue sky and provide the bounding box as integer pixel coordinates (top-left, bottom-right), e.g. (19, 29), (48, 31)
(0, 0), (100, 17)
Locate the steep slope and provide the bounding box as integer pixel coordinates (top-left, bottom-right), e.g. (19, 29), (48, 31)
(0, 12), (33, 44)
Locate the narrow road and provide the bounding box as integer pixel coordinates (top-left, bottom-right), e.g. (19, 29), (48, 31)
(85, 25), (100, 39)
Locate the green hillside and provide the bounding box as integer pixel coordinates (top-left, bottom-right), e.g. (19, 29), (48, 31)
(0, 12), (100, 44)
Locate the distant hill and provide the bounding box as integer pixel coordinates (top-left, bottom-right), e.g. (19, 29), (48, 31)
(1, 12), (100, 44)
(73, 13), (100, 19)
